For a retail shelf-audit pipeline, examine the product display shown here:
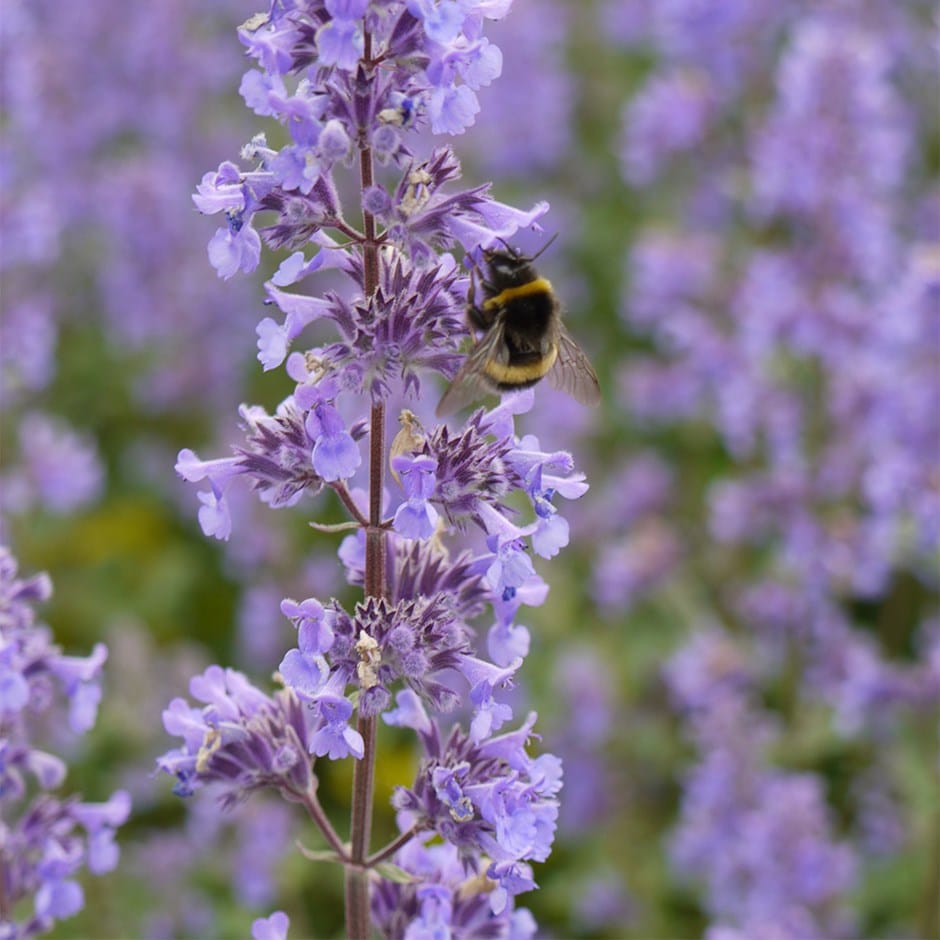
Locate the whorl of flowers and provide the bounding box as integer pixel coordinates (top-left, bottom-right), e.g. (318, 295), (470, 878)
(663, 628), (859, 939)
(597, 1), (939, 933)
(158, 3), (586, 936)
(0, 547), (130, 936)
(616, 4), (938, 613)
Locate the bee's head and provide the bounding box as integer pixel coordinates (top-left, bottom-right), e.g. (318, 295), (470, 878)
(480, 234), (556, 286)
(484, 246), (531, 285)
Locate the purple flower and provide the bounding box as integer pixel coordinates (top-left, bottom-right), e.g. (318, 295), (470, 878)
(281, 596), (335, 655)
(158, 666), (313, 804)
(393, 498), (441, 541)
(467, 2), (574, 176)
(307, 401), (362, 482)
(621, 69), (715, 185)
(393, 454), (441, 539)
(278, 646), (330, 701)
(35, 869), (84, 922)
(316, 18), (364, 71)
(487, 614), (530, 668)
(208, 216), (263, 279)
(252, 910), (290, 940)
(0, 297), (56, 397)
(383, 688), (433, 736)
(391, 712), (561, 908)
(372, 837), (536, 939)
(548, 648), (615, 833)
(485, 536), (537, 600)
(0, 549), (128, 933)
(1, 413), (104, 517)
(567, 1), (940, 936)
(664, 629), (858, 936)
(428, 85), (480, 135)
(176, 395), (369, 538)
(310, 694), (365, 760)
(71, 790), (132, 874)
(165, 3), (589, 935)
(2, 0), (273, 451)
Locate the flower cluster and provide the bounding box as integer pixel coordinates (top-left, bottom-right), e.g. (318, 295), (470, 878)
(159, 2), (584, 935)
(158, 666), (314, 804)
(603, 1), (939, 930)
(616, 3), (937, 610)
(0, 547), (130, 935)
(371, 835), (537, 938)
(0, 414), (104, 523)
(165, 387), (584, 914)
(1, 0), (269, 555)
(1, 0), (262, 415)
(664, 629), (858, 939)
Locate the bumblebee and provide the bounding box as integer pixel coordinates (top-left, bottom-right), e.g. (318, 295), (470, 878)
(436, 243), (601, 416)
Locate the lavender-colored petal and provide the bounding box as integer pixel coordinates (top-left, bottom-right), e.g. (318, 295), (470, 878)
(278, 649), (330, 700)
(316, 19), (364, 71)
(252, 911), (290, 940)
(312, 430), (361, 482)
(35, 878), (84, 921)
(207, 223), (262, 280)
(394, 499), (440, 540)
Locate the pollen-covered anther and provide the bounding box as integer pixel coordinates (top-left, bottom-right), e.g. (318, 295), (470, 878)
(196, 728), (222, 774)
(239, 11), (269, 32)
(449, 795), (475, 823)
(378, 107), (406, 126)
(457, 868), (498, 900)
(303, 352), (330, 381)
(355, 630), (382, 689)
(401, 168), (434, 216)
(390, 409), (427, 484)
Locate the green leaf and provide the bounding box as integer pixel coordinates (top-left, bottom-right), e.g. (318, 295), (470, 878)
(296, 842), (345, 865)
(374, 863), (419, 885)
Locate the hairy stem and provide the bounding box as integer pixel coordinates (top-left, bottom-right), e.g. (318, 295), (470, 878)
(331, 481), (370, 527)
(346, 27), (384, 940)
(299, 784), (350, 862)
(366, 823), (424, 868)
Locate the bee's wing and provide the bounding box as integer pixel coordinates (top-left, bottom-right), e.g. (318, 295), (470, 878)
(436, 321), (507, 417)
(548, 327), (601, 406)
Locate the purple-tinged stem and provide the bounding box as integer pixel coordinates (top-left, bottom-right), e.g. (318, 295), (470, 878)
(331, 481), (371, 528)
(299, 784), (350, 862)
(366, 824), (424, 868)
(346, 28), (384, 939)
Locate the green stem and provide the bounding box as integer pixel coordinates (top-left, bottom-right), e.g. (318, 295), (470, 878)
(919, 788), (940, 940)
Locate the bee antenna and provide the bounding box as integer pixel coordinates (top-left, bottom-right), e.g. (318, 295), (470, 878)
(493, 236), (515, 255)
(481, 232), (558, 262)
(494, 232), (559, 263)
(528, 232), (559, 263)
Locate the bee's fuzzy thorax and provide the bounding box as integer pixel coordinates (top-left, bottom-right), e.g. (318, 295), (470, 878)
(482, 277), (554, 311)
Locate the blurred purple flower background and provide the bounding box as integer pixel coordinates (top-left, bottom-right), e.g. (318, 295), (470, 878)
(1, 0), (937, 937)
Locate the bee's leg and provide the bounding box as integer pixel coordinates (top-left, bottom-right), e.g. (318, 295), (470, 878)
(466, 265), (492, 331)
(467, 304), (490, 331)
(465, 263), (478, 308)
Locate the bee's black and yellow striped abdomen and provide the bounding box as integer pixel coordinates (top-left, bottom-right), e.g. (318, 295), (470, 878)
(483, 343), (558, 389)
(435, 246), (600, 416)
(481, 277), (558, 390)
